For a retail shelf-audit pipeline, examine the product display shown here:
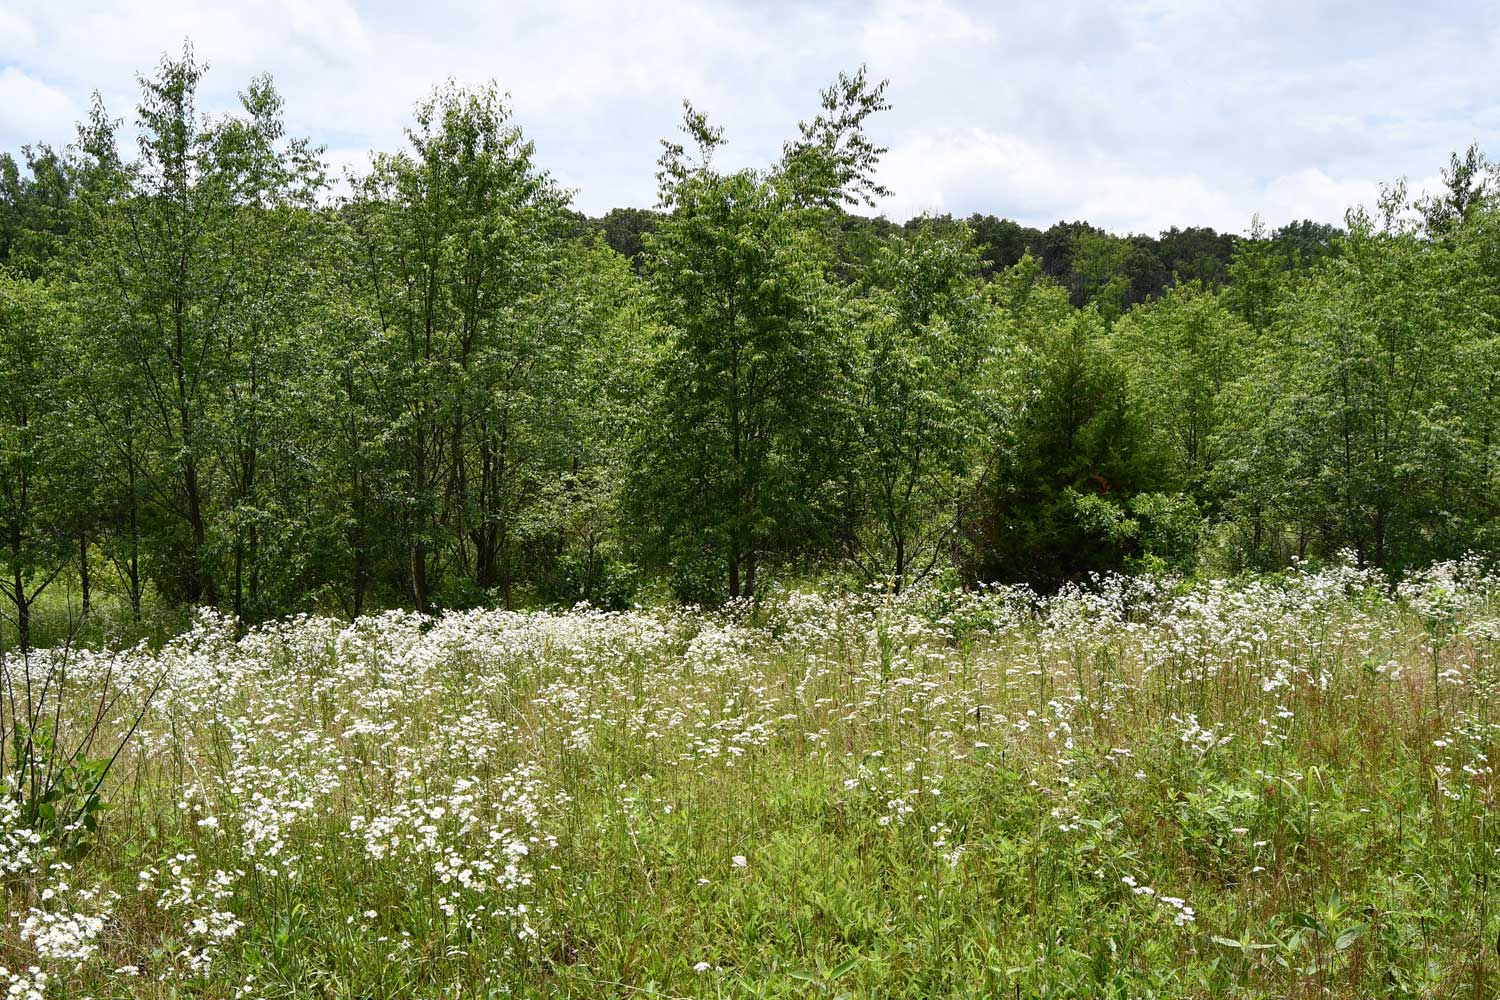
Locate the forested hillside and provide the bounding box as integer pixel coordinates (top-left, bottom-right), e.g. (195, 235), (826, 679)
(3, 51), (1498, 646)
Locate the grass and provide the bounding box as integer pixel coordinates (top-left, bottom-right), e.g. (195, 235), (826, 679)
(0, 573), (193, 654)
(2, 557), (1499, 997)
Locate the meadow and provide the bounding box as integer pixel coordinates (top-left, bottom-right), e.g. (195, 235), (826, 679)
(3, 557), (1499, 998)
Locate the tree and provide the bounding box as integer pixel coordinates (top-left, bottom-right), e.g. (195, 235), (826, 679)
(964, 214), (1043, 274)
(630, 69), (889, 601)
(588, 207), (662, 270)
(1153, 225), (1236, 288)
(0, 276), (70, 651)
(0, 144), (76, 277)
(1270, 220), (1341, 269)
(846, 220), (990, 590)
(1423, 143), (1491, 236)
(971, 257), (1161, 587)
(515, 232), (650, 607)
(1222, 216), (1283, 332)
(1113, 281), (1249, 493)
(74, 49), (322, 608)
(206, 77), (326, 622)
(297, 240), (396, 619)
(1070, 229), (1132, 322)
(1216, 190), (1472, 569)
(347, 81), (569, 611)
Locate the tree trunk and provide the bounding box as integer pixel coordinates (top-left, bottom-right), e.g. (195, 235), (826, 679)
(475, 538), (498, 591)
(78, 530), (91, 617)
(473, 435), (500, 590)
(1373, 505), (1387, 569)
(893, 533), (906, 594)
(233, 531), (244, 624)
(411, 418), (431, 614)
(351, 475), (368, 620)
(11, 559), (29, 654)
(174, 291), (214, 606)
(499, 522), (512, 610)
(411, 537), (429, 614)
(16, 596), (28, 655)
(352, 533), (367, 620)
(184, 457), (213, 605)
(249, 525), (260, 619)
(127, 473), (142, 622)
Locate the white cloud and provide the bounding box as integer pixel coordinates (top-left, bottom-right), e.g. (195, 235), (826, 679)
(2, 0), (1498, 231)
(859, 0), (996, 74)
(1256, 169), (1377, 229)
(0, 67), (80, 151)
(0, 8), (38, 61)
(875, 127), (1367, 235)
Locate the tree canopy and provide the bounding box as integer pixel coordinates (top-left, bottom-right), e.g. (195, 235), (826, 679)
(2, 48), (1497, 647)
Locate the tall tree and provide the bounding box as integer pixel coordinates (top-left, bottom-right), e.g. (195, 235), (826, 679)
(0, 145), (76, 277)
(1113, 281), (1249, 493)
(1070, 229), (1132, 322)
(208, 77), (325, 622)
(630, 69), (889, 601)
(0, 276), (70, 651)
(847, 219), (990, 590)
(347, 82), (568, 611)
(1423, 143), (1491, 236)
(972, 257), (1161, 587)
(515, 232), (650, 607)
(74, 50), (321, 607)
(1217, 190), (1471, 569)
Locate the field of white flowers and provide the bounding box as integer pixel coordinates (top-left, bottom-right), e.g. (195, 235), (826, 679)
(3, 557), (1500, 998)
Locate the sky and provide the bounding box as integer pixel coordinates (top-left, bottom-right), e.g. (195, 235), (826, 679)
(2, 0), (1498, 235)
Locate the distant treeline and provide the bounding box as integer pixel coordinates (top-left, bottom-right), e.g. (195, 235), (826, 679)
(582, 206), (1343, 315)
(2, 49), (1497, 647)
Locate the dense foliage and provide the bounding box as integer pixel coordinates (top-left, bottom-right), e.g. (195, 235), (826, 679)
(3, 49), (1499, 647)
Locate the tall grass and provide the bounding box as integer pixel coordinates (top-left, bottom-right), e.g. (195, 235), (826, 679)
(2, 556), (1498, 997)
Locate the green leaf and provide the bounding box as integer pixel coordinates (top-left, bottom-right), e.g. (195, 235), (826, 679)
(828, 956), (860, 980)
(1335, 924), (1367, 951)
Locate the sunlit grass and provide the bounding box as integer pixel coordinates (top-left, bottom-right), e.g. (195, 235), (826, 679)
(3, 557), (1499, 997)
